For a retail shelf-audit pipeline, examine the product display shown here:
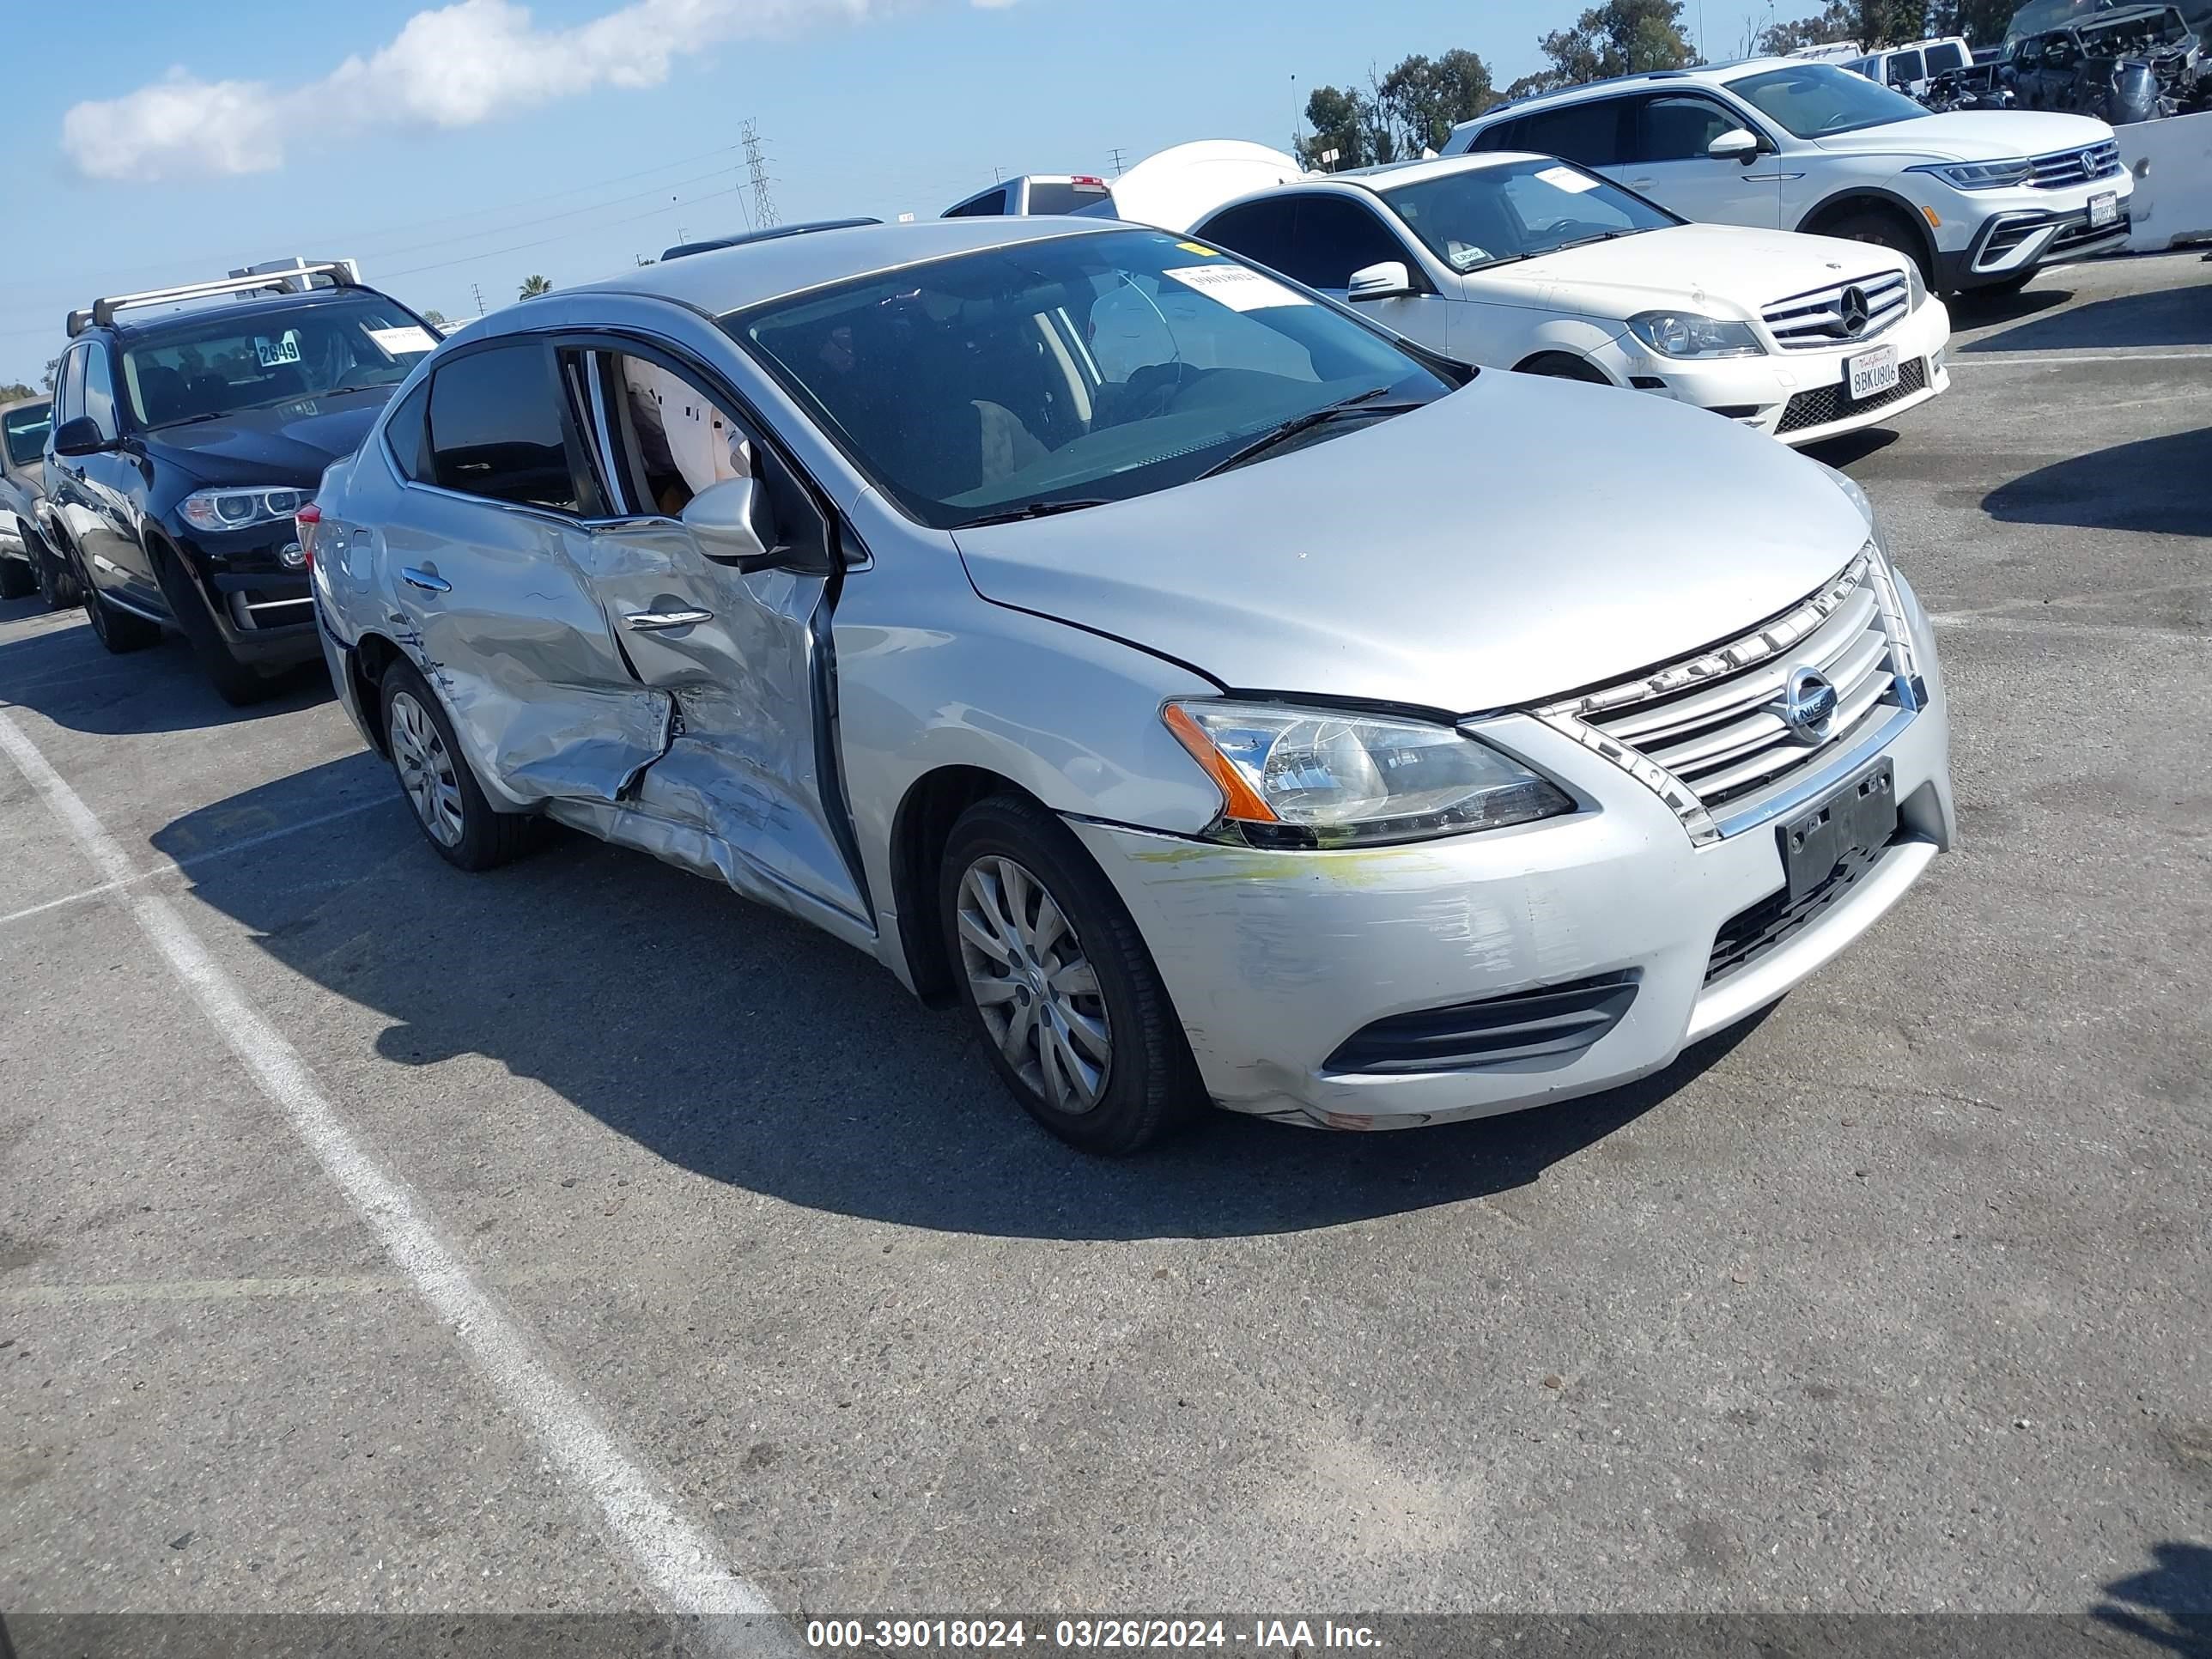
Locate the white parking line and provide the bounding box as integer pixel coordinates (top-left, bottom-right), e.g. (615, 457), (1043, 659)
(1950, 349), (2212, 365)
(0, 795), (395, 932)
(0, 708), (796, 1656)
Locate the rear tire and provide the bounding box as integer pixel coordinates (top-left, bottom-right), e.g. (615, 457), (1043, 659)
(1814, 205), (1936, 289)
(939, 794), (1201, 1155)
(28, 528), (79, 610)
(378, 660), (537, 872)
(0, 554), (32, 601)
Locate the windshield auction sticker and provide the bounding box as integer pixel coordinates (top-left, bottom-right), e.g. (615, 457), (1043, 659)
(1161, 265), (1311, 311)
(1534, 165), (1604, 193)
(367, 325), (438, 356)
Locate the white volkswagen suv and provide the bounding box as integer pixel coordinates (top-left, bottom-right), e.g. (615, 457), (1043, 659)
(1442, 58), (2132, 297)
(1191, 155), (1951, 447)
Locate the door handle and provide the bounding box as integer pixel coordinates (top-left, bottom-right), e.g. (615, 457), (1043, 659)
(400, 567), (451, 593)
(624, 608), (713, 630)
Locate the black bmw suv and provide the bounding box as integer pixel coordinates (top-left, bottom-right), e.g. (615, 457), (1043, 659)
(44, 261), (439, 702)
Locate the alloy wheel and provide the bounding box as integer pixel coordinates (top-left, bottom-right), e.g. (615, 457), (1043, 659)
(955, 854), (1113, 1115)
(388, 690), (466, 848)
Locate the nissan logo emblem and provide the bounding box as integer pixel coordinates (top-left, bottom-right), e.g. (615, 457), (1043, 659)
(1778, 665), (1840, 742)
(1839, 287), (1871, 337)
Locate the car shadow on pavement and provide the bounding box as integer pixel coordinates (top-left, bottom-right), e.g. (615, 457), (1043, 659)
(2095, 1540), (2212, 1656)
(154, 755), (1764, 1242)
(1799, 428), (1899, 470)
(0, 613), (330, 734)
(1945, 283), (2073, 333)
(1960, 278), (2212, 353)
(1985, 426), (2212, 538)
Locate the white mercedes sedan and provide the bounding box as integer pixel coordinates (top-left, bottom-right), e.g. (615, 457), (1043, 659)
(1190, 153), (1952, 447)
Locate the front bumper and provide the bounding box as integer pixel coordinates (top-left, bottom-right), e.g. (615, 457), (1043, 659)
(1601, 299), (1952, 447)
(1931, 178), (2136, 290)
(1073, 599), (1954, 1131)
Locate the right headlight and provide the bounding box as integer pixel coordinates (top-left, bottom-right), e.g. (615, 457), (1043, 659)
(1911, 157), (2033, 190)
(1626, 312), (1764, 359)
(1163, 701), (1573, 848)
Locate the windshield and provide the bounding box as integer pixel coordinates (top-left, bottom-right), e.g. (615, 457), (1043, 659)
(727, 228), (1452, 529)
(1380, 158), (1677, 273)
(119, 296), (438, 428)
(1726, 63), (1930, 136)
(2085, 11), (2190, 49)
(3, 402), (50, 468)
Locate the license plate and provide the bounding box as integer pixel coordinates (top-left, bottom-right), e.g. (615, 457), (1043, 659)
(1846, 343), (1899, 401)
(2089, 190), (2118, 228)
(1780, 759), (1898, 903)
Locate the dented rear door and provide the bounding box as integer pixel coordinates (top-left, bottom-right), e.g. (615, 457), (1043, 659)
(387, 338), (670, 806)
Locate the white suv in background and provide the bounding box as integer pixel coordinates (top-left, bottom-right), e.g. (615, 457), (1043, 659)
(1191, 155), (1951, 447)
(1442, 59), (2133, 296)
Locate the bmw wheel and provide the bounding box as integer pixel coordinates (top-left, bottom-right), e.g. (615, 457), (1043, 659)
(939, 794), (1200, 1154)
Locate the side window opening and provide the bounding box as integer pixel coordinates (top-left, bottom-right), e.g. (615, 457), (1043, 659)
(384, 379), (433, 482)
(424, 342), (598, 515)
(581, 346), (831, 568)
(58, 347), (87, 429)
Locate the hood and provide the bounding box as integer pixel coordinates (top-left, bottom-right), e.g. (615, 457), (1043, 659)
(1814, 108), (2116, 159)
(3, 461), (46, 497)
(1469, 223), (1907, 318)
(138, 389), (390, 488)
(952, 374), (1871, 714)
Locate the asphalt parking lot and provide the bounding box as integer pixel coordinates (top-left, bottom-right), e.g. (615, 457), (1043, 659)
(2, 251), (2206, 1640)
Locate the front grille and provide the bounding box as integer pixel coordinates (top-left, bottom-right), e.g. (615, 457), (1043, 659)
(1706, 833), (1899, 985)
(1534, 553), (1906, 841)
(2028, 139), (2124, 188)
(1777, 357), (1929, 434)
(1325, 973), (1639, 1075)
(1762, 270), (1910, 350)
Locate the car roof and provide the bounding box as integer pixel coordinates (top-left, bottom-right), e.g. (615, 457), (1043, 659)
(569, 216), (1123, 314)
(660, 218), (883, 261)
(0, 395), (50, 416)
(1334, 152), (1544, 189)
(93, 283), (400, 340)
(1454, 58), (1797, 130)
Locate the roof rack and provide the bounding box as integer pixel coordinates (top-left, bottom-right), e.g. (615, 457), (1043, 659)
(67, 258), (362, 337)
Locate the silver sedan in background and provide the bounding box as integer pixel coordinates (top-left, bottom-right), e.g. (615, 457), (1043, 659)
(306, 218), (1953, 1153)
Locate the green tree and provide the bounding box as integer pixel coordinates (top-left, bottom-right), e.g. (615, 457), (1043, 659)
(41, 356), (60, 393)
(518, 275), (552, 300)
(1298, 46), (1501, 167)
(1755, 0), (2016, 52)
(421, 307), (451, 327)
(1515, 0), (1698, 94)
(1379, 49), (1502, 155)
(0, 382), (35, 403)
(1299, 82), (1373, 168)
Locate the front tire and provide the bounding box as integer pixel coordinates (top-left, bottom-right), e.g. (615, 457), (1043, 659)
(151, 546), (276, 706)
(939, 794), (1200, 1155)
(79, 556), (162, 654)
(1816, 205), (1936, 289)
(379, 661), (535, 872)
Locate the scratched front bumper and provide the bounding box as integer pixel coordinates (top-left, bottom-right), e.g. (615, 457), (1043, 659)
(1070, 685), (1953, 1131)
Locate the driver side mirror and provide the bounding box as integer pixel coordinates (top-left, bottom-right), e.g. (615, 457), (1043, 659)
(1708, 128), (1761, 164)
(1346, 261), (1415, 301)
(681, 476), (774, 568)
(52, 416), (114, 458)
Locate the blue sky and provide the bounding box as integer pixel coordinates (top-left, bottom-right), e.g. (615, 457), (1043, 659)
(2, 0), (1777, 388)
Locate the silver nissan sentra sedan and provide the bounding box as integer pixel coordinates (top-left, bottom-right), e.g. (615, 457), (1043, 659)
(306, 217), (1954, 1153)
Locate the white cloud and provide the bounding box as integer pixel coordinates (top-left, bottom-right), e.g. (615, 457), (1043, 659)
(62, 0), (897, 180)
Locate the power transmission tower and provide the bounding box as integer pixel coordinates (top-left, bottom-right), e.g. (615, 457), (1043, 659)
(1108, 147), (1128, 177)
(743, 119), (778, 229)
(471, 283), (486, 316)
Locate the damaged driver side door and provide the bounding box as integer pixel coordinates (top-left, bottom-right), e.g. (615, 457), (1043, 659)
(557, 340), (870, 933)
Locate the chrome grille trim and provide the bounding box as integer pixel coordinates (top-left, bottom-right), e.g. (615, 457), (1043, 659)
(1761, 270), (1910, 351)
(2028, 140), (2124, 189)
(1534, 548), (1911, 845)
